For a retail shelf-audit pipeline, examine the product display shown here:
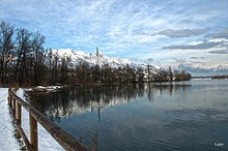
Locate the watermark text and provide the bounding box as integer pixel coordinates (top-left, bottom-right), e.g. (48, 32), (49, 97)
(214, 142), (224, 147)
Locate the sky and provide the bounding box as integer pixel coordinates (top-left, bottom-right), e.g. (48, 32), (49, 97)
(1, 0), (228, 68)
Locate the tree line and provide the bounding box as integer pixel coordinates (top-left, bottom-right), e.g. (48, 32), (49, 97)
(0, 21), (191, 87)
(0, 21), (47, 86)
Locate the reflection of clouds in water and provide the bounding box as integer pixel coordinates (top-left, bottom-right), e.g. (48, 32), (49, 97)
(150, 81), (228, 123)
(25, 80), (228, 151)
(165, 107), (228, 123)
(27, 80), (228, 124)
(55, 84), (191, 118)
(28, 85), (147, 119)
(211, 114), (228, 122)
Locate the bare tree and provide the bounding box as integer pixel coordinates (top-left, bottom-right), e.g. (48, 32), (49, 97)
(60, 55), (70, 84)
(0, 21), (14, 84)
(75, 61), (90, 84)
(52, 50), (59, 84)
(15, 28), (32, 85)
(31, 31), (45, 85)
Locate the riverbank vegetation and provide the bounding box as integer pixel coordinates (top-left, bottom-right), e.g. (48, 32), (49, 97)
(0, 21), (191, 87)
(212, 75), (228, 79)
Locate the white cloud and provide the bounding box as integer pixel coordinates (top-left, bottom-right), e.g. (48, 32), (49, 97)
(1, 0), (228, 68)
(157, 28), (208, 38)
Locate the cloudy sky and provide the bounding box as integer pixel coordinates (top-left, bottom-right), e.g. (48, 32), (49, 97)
(1, 0), (228, 67)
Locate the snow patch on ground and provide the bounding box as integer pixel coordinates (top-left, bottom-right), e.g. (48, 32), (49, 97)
(25, 86), (64, 93)
(0, 88), (21, 151)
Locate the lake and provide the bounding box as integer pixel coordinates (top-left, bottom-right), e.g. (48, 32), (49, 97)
(28, 80), (228, 151)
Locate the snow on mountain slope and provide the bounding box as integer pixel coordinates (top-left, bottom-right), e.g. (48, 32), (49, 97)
(176, 64), (228, 76)
(159, 59), (228, 76)
(49, 49), (228, 76)
(51, 49), (136, 69)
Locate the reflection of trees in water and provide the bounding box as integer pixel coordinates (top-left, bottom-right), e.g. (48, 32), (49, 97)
(28, 90), (71, 123)
(27, 83), (191, 121)
(147, 83), (191, 98)
(69, 85), (145, 106)
(27, 85), (145, 121)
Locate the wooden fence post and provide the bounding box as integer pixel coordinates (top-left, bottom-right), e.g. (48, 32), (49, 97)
(12, 99), (16, 118)
(16, 102), (22, 138)
(30, 113), (38, 151)
(16, 102), (22, 125)
(8, 89), (12, 106)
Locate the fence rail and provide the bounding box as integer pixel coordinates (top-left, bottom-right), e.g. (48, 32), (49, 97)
(8, 88), (87, 151)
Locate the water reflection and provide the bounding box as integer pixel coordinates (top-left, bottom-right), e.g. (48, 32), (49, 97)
(26, 80), (228, 151)
(27, 83), (191, 122)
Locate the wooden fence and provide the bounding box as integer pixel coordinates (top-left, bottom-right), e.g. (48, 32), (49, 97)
(8, 88), (87, 151)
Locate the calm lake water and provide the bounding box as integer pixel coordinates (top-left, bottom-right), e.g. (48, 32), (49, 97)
(29, 80), (228, 151)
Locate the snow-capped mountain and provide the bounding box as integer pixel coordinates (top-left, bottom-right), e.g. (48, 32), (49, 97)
(160, 61), (228, 76)
(51, 49), (136, 69)
(50, 49), (228, 76)
(176, 64), (228, 76)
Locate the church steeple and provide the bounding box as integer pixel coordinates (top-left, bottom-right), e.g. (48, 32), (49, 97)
(96, 47), (99, 56)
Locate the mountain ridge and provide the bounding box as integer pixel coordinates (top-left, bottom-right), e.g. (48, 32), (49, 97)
(53, 49), (228, 76)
